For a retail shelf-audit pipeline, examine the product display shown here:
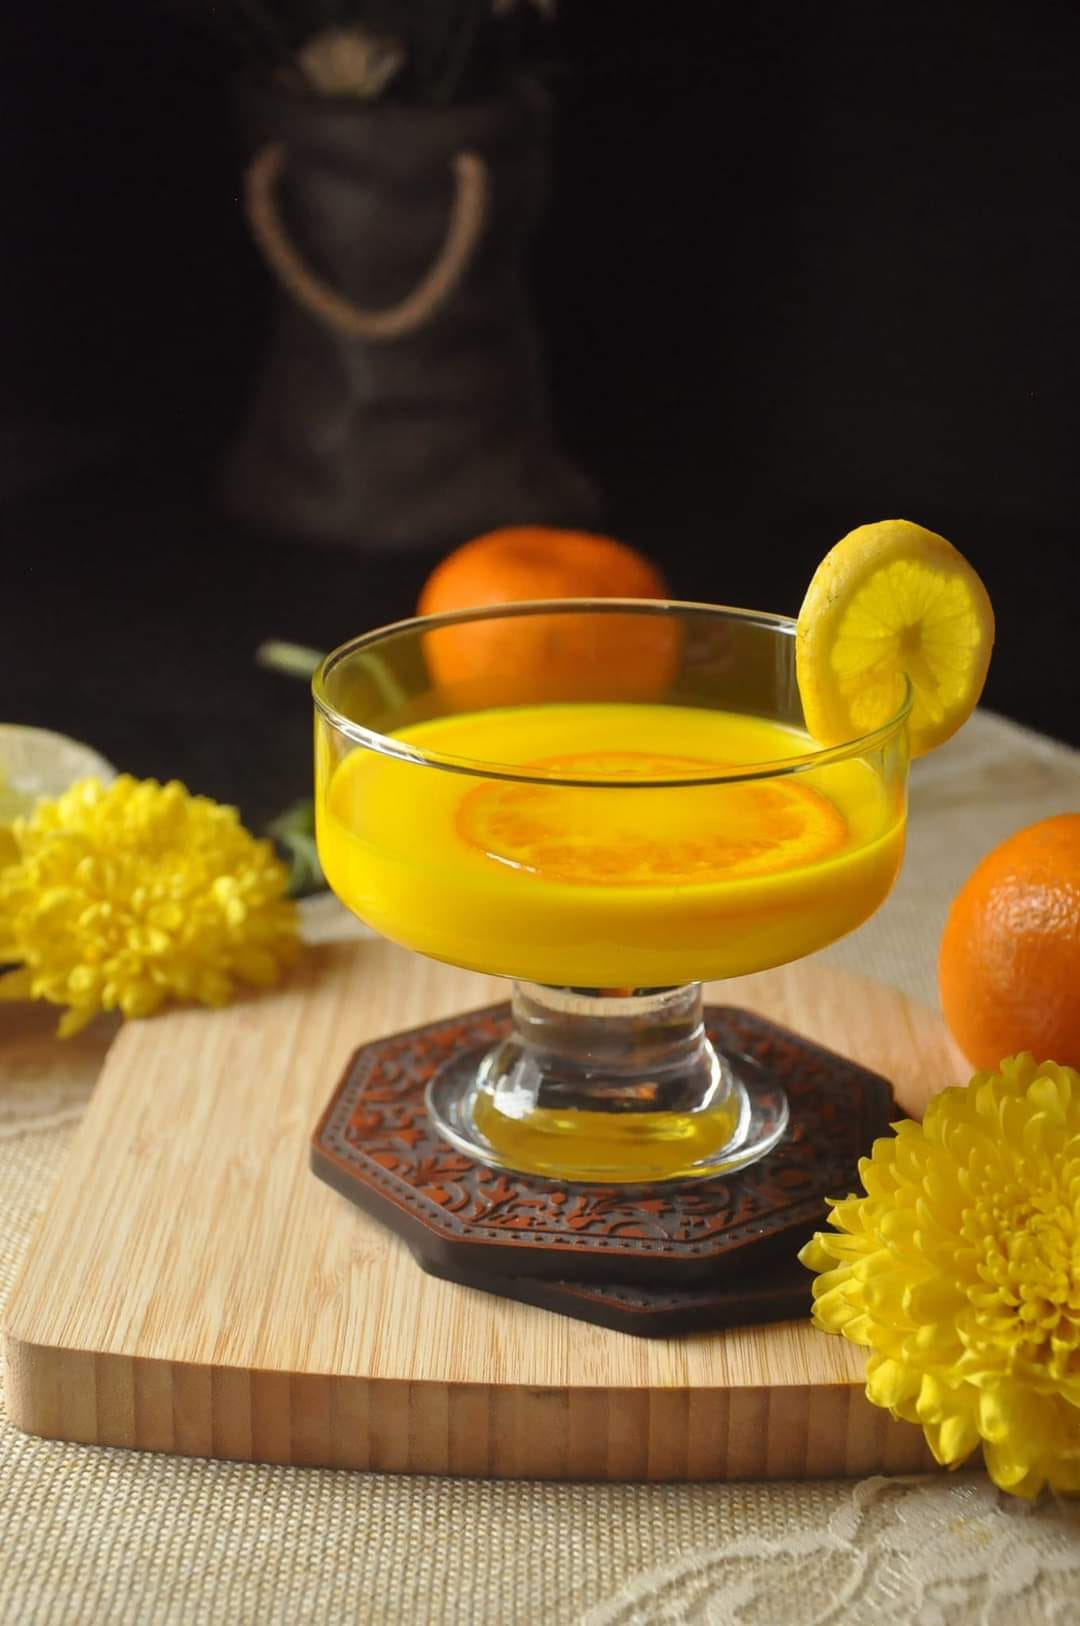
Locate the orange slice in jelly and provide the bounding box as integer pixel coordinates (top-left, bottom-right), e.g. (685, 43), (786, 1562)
(457, 752), (848, 887)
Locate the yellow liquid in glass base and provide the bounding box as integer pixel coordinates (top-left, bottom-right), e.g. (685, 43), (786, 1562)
(469, 1095), (746, 1183)
(319, 703), (906, 988)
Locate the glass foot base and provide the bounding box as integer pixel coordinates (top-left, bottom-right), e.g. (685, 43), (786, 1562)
(427, 1040), (790, 1187)
(426, 983), (790, 1186)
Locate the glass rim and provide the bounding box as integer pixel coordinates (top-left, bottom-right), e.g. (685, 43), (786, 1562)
(312, 598), (914, 788)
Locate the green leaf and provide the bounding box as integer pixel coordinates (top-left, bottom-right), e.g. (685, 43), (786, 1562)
(267, 798), (326, 897)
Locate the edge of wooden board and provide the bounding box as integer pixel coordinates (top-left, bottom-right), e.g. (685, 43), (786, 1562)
(4, 1335), (934, 1480)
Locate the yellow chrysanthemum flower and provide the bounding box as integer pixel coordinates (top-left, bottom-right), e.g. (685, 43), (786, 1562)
(0, 776), (299, 1036)
(800, 1054), (1080, 1497)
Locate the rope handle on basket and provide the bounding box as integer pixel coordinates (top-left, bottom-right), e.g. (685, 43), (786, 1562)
(243, 142), (489, 341)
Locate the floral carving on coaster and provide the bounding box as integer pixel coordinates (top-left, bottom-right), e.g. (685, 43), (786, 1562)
(311, 1003), (898, 1291)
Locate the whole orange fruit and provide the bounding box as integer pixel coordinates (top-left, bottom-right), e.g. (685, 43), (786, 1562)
(419, 526), (667, 614)
(417, 527), (676, 704)
(938, 813), (1080, 1070)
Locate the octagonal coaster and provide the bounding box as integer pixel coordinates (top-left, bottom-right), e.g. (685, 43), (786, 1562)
(311, 1002), (897, 1314)
(422, 1252), (815, 1338)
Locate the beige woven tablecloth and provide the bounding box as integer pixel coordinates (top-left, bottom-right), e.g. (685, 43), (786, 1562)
(3, 710), (1080, 1625)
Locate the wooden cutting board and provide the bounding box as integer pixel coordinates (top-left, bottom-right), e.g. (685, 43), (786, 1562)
(3, 938), (965, 1480)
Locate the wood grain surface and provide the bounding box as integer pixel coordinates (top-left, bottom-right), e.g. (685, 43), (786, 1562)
(4, 939), (966, 1479)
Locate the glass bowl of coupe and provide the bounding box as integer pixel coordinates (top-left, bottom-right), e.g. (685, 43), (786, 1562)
(314, 601), (910, 1185)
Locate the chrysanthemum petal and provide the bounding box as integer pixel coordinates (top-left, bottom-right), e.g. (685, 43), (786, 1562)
(811, 1286), (867, 1336)
(984, 1438), (1044, 1495)
(57, 1004), (98, 1039)
(866, 1354), (921, 1410)
(798, 1236), (835, 1274)
(976, 1385), (1019, 1444)
(923, 1408), (980, 1469)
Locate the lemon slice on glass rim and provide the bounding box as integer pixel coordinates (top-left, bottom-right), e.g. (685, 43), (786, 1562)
(795, 520), (995, 759)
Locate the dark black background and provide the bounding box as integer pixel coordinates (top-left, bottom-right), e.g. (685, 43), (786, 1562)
(4, 2), (1078, 831)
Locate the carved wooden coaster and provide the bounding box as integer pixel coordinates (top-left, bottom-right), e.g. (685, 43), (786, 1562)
(422, 1253), (816, 1338)
(311, 1002), (897, 1334)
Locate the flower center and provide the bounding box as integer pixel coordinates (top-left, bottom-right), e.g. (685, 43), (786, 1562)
(968, 1181), (1080, 1377)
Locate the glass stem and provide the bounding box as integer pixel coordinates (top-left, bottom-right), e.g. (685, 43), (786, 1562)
(425, 980), (790, 1183)
(489, 981), (725, 1116)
